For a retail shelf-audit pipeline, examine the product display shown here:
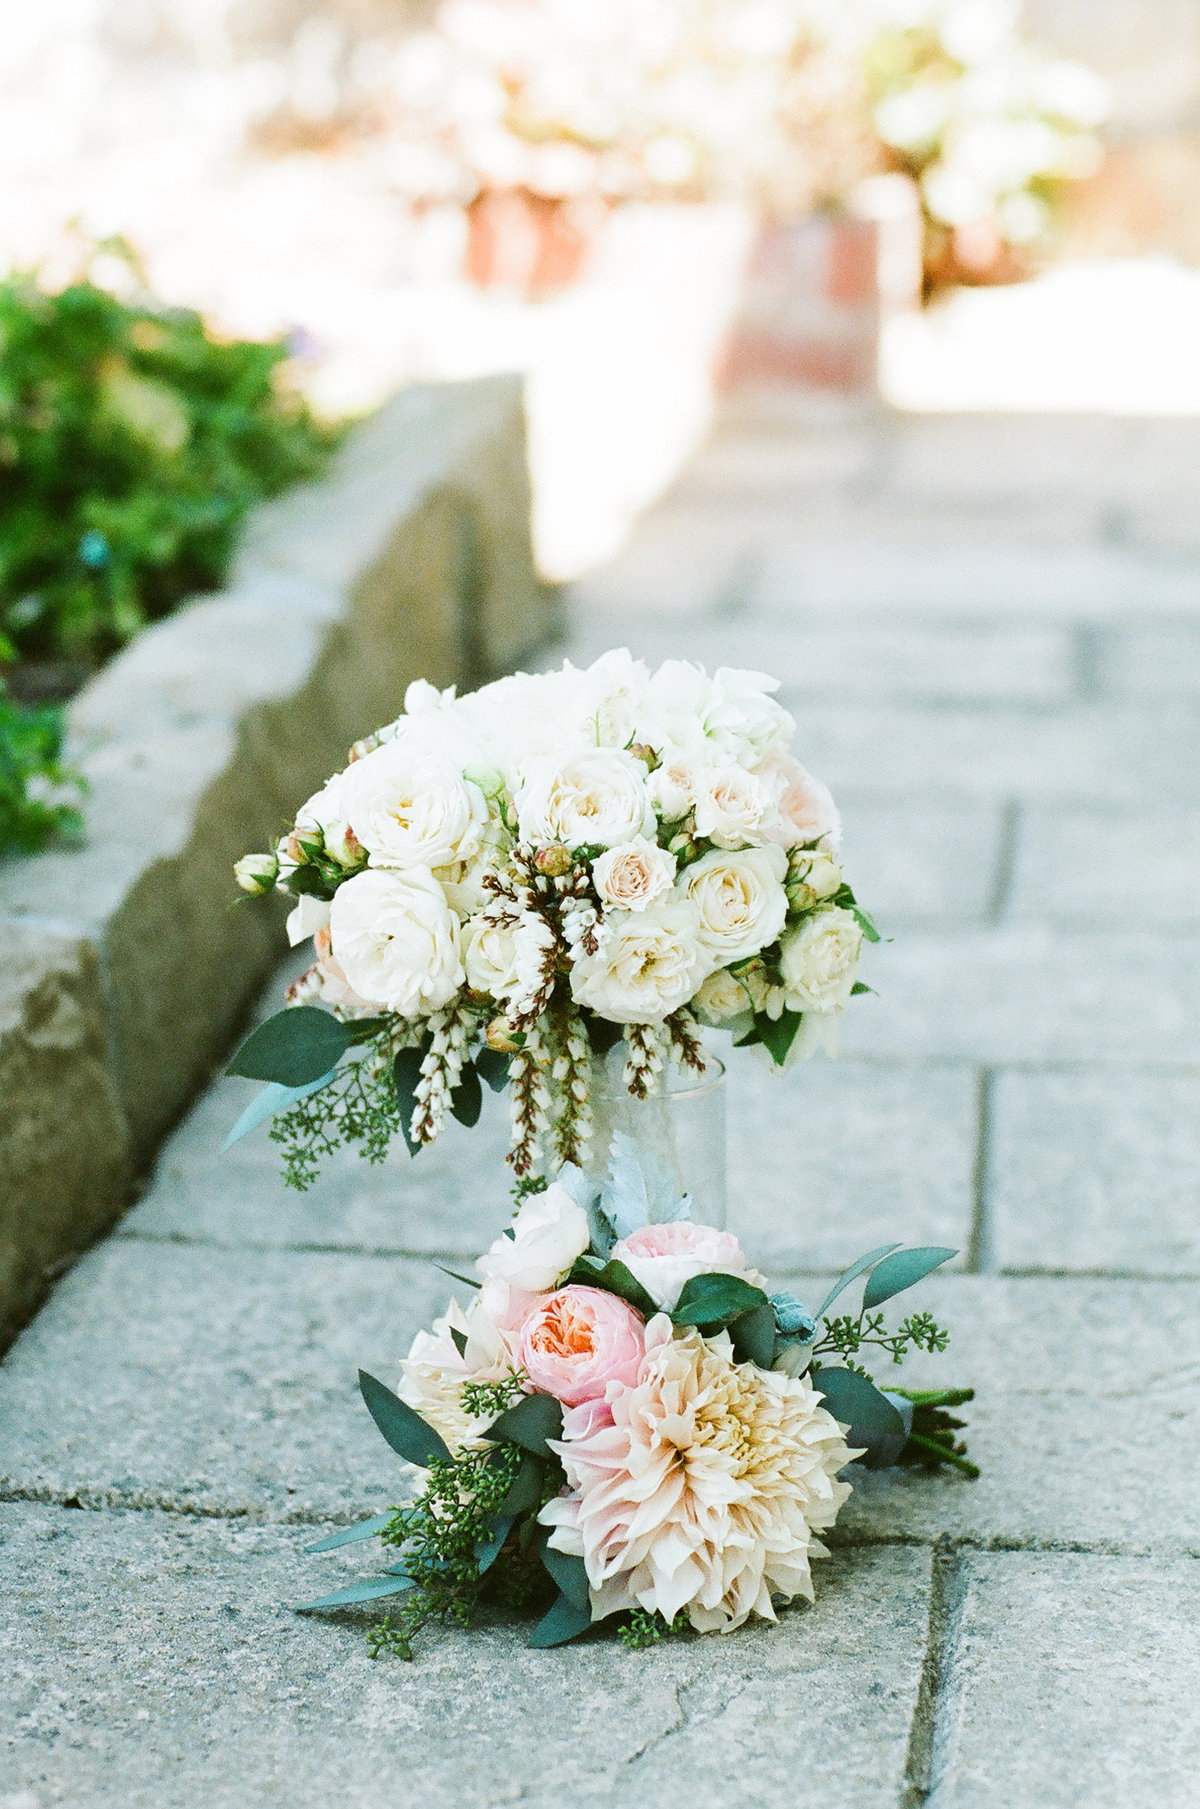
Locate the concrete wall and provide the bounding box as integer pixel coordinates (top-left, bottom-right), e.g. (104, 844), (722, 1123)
(0, 374), (549, 1348)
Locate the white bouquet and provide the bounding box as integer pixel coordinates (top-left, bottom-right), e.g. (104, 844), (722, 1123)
(227, 650), (878, 1184)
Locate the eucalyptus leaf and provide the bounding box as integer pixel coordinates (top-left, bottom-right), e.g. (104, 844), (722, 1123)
(815, 1244), (902, 1320)
(499, 1452), (544, 1519)
(295, 1573), (414, 1611)
(358, 1369), (452, 1467)
(810, 1366), (905, 1435)
(730, 1302), (777, 1369)
(449, 1326), (468, 1359)
(539, 1542), (590, 1612)
(227, 1007), (356, 1088)
(566, 1255), (658, 1320)
(450, 1063), (482, 1128)
(222, 1067), (338, 1151)
(601, 1130), (690, 1240)
(474, 1048), (511, 1093)
(435, 1264), (481, 1291)
(475, 1516), (513, 1574)
(672, 1271), (769, 1331)
(528, 1591), (594, 1649)
(862, 1246), (957, 1310)
(392, 1046), (428, 1157)
(484, 1391), (564, 1457)
(305, 1513), (393, 1554)
(848, 1391), (915, 1470)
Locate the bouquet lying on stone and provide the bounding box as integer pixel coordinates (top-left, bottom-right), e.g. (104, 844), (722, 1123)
(299, 1155), (975, 1658)
(226, 650), (878, 1183)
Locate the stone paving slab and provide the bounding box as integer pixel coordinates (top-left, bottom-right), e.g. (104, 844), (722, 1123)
(838, 798), (1002, 924)
(927, 1552), (1200, 1808)
(1098, 624), (1200, 698)
(990, 1069), (1200, 1277)
(840, 927), (1200, 1065)
(0, 1504), (931, 1809)
(5, 1249), (1197, 1551)
(1009, 802), (1200, 925)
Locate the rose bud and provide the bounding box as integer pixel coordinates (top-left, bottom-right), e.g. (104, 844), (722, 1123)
(533, 843), (572, 878)
(233, 851), (279, 896)
(486, 1015), (522, 1053)
(627, 741), (658, 771)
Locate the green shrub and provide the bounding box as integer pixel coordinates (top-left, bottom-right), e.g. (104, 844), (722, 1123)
(0, 685), (83, 857)
(0, 256), (341, 665)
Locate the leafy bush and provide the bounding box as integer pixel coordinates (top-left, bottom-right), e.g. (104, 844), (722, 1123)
(0, 685), (83, 857)
(0, 257), (341, 666)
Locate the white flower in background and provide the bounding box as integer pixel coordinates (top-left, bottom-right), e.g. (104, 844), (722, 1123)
(341, 743), (489, 870)
(680, 845), (788, 964)
(779, 908), (863, 1014)
(609, 1222), (765, 1312)
(285, 894), (331, 948)
(516, 748), (655, 849)
(477, 1181), (591, 1293)
(570, 897), (711, 1024)
(693, 966), (751, 1023)
(592, 836), (676, 912)
(462, 914), (520, 998)
(540, 1319), (854, 1632)
(755, 750), (841, 851)
(328, 867), (463, 1015)
(692, 764), (769, 845)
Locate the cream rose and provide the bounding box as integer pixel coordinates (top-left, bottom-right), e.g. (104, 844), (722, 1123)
(462, 915), (520, 998)
(569, 898), (710, 1024)
(609, 1221), (765, 1312)
(692, 765), (768, 845)
(679, 845), (788, 964)
(756, 751), (841, 852)
(780, 907), (863, 1013)
(341, 743), (488, 870)
(328, 867), (463, 1015)
(516, 749), (655, 850)
(592, 836), (676, 912)
(693, 966), (752, 1023)
(477, 1182), (592, 1293)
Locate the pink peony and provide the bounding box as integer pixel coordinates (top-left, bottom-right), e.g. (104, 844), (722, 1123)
(519, 1286), (646, 1407)
(609, 1221), (764, 1312)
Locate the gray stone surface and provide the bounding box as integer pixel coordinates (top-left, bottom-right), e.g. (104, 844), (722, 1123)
(1009, 802), (1200, 925)
(0, 377), (543, 1347)
(925, 1553), (1200, 1808)
(838, 798), (1002, 924)
(0, 1506), (930, 1809)
(990, 1069), (1200, 1275)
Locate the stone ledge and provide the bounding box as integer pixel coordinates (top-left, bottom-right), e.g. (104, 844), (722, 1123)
(0, 375), (549, 1348)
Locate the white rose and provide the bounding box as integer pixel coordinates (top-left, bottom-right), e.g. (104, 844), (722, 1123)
(693, 966), (751, 1023)
(679, 845), (788, 964)
(755, 751), (841, 852)
(692, 764), (769, 845)
(285, 894), (331, 948)
(642, 661), (793, 763)
(570, 897), (711, 1024)
(516, 748), (655, 849)
(651, 751), (709, 822)
(477, 1182), (591, 1292)
(462, 915), (520, 998)
(592, 836), (676, 912)
(328, 867), (463, 1015)
(780, 907), (863, 1013)
(341, 743), (488, 870)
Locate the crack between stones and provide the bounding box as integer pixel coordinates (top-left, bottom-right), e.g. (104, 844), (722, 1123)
(900, 1547), (968, 1808)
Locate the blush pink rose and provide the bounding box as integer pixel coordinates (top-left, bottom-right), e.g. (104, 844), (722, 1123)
(519, 1286), (646, 1407)
(754, 751), (841, 852)
(609, 1221), (761, 1312)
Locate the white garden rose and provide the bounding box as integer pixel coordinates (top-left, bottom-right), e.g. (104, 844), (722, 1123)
(755, 751), (841, 852)
(328, 867), (463, 1015)
(680, 845), (789, 964)
(692, 765), (769, 845)
(651, 751), (709, 822)
(642, 661), (793, 764)
(570, 897), (711, 1024)
(780, 907), (863, 1014)
(693, 966), (752, 1023)
(515, 748), (655, 850)
(462, 915), (520, 998)
(592, 836), (676, 912)
(341, 743), (488, 870)
(477, 1182), (591, 1292)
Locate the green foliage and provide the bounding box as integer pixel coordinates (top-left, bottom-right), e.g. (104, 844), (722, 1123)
(269, 1052), (404, 1190)
(358, 1369), (453, 1468)
(0, 683), (83, 857)
(227, 1006), (383, 1088)
(620, 1608), (690, 1651)
(460, 1368), (527, 1422)
(0, 254), (340, 665)
(814, 1307), (950, 1368)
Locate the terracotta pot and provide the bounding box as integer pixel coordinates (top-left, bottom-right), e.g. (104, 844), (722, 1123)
(464, 188), (609, 298)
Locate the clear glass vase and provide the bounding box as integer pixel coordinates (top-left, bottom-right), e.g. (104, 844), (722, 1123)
(583, 1045), (727, 1229)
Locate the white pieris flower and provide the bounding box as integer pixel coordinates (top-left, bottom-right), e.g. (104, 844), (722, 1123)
(515, 748), (655, 850)
(592, 836), (676, 912)
(570, 897), (710, 1024)
(679, 845), (788, 964)
(341, 744), (488, 870)
(328, 867), (463, 1015)
(780, 908), (863, 1014)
